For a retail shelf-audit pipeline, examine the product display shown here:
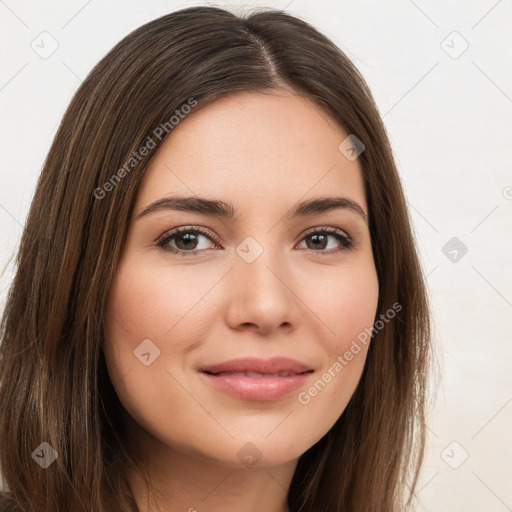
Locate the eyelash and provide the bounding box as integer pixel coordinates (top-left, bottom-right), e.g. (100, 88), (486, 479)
(155, 225), (354, 256)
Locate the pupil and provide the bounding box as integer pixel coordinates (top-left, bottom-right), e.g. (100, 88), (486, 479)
(309, 234), (327, 250)
(177, 233), (197, 250)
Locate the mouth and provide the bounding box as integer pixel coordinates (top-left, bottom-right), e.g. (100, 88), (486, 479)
(203, 370), (311, 378)
(199, 357), (314, 401)
(199, 356), (313, 375)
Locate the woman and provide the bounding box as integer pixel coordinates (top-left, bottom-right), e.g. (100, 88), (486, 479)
(0, 6), (431, 511)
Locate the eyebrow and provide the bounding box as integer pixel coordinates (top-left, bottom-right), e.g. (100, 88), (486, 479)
(136, 195), (368, 223)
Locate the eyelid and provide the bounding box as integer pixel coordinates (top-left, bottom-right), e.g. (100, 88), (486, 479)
(300, 225), (350, 240)
(155, 225), (220, 248)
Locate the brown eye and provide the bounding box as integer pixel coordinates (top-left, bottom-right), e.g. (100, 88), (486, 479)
(297, 227), (353, 253)
(155, 226), (354, 256)
(156, 227), (218, 254)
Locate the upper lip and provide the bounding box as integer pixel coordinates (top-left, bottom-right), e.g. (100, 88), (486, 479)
(199, 357), (314, 375)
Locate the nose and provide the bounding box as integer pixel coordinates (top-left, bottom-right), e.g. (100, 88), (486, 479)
(223, 245), (302, 336)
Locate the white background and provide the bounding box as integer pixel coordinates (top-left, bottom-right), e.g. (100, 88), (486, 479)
(1, 1), (511, 510)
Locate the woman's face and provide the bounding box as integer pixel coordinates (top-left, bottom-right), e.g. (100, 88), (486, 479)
(104, 90), (379, 468)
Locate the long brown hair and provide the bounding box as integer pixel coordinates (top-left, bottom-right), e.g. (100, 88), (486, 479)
(0, 6), (431, 511)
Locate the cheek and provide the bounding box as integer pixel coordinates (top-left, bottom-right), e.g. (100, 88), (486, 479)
(309, 261), (379, 353)
(102, 255), (229, 411)
(333, 284), (378, 352)
(105, 257), (217, 356)
(297, 262), (379, 414)
(102, 258), (217, 442)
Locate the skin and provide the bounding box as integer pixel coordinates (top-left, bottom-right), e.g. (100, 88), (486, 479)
(104, 90), (379, 512)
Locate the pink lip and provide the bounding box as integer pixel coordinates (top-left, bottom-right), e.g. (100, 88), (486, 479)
(199, 357), (314, 401)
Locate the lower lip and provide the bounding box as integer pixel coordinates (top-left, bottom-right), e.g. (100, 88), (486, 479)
(200, 372), (312, 401)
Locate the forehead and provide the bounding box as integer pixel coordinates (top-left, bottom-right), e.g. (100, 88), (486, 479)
(135, 91), (367, 215)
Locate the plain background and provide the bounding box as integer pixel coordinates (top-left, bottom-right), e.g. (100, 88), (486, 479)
(1, 1), (511, 510)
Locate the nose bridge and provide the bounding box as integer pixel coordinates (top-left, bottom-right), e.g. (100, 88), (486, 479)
(225, 233), (300, 332)
(234, 233), (290, 298)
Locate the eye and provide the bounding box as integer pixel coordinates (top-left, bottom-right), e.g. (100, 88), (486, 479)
(155, 225), (354, 256)
(295, 226), (354, 254)
(155, 226), (219, 255)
